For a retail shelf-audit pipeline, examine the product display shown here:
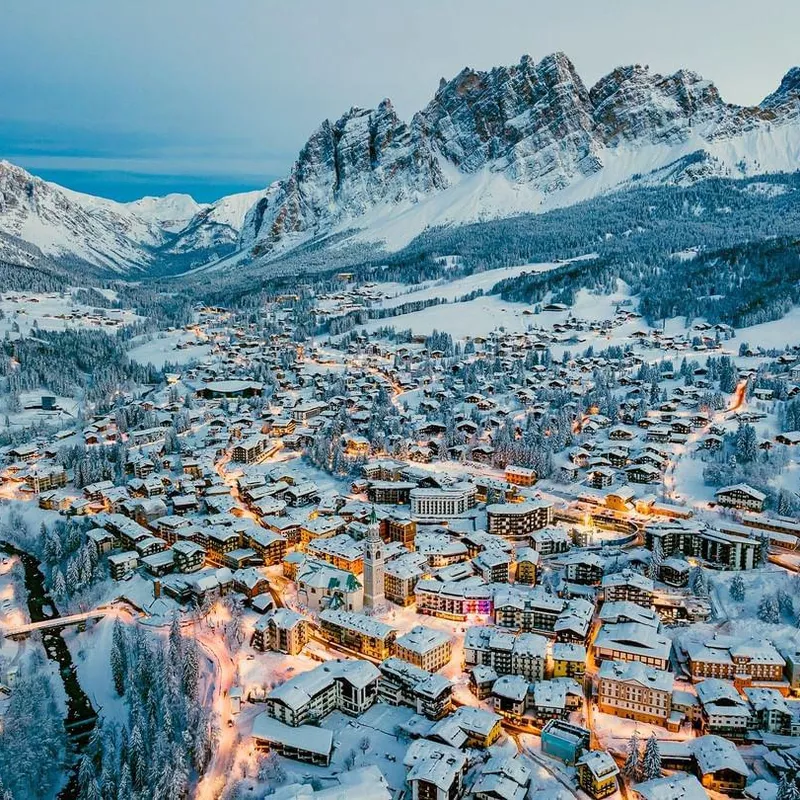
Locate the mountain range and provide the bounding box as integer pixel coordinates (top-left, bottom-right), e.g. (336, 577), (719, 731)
(2, 52), (799, 280)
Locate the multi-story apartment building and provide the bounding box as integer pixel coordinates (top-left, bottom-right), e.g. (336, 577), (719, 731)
(231, 434), (275, 464)
(505, 465), (537, 487)
(714, 483), (766, 512)
(597, 660), (674, 726)
(514, 547), (539, 584)
(378, 657), (453, 719)
(696, 679), (752, 738)
(252, 608), (309, 655)
(645, 520), (762, 571)
(486, 501), (553, 539)
(24, 465), (68, 493)
(601, 570), (654, 607)
(307, 533), (364, 574)
(266, 660), (380, 727)
(367, 481), (416, 505)
(551, 642), (587, 679)
(414, 578), (494, 620)
(493, 587), (594, 643)
(246, 528), (288, 566)
(395, 625), (452, 672)
(464, 625), (548, 682)
(745, 687), (800, 736)
(318, 609), (397, 660)
(380, 515), (417, 549)
(405, 740), (467, 800)
(409, 484), (476, 522)
(529, 527), (571, 555)
(384, 552), (427, 606)
(172, 540), (206, 573)
(687, 635), (786, 685)
(593, 623), (672, 670)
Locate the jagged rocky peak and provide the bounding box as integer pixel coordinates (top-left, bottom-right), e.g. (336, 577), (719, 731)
(415, 51), (595, 176)
(240, 52), (800, 259)
(762, 67), (800, 109)
(589, 65), (728, 145)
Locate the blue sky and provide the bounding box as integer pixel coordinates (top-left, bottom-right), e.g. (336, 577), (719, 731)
(2, 0), (798, 202)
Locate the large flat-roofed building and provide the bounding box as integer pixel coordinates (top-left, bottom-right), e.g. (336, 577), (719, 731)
(410, 484), (476, 522)
(487, 501), (553, 539)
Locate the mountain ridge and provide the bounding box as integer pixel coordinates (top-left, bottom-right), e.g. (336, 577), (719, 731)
(237, 52), (800, 264)
(1, 52), (799, 281)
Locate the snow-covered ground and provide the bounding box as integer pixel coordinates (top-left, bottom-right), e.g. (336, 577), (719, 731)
(128, 329), (212, 367)
(373, 259), (586, 310)
(0, 291), (140, 337)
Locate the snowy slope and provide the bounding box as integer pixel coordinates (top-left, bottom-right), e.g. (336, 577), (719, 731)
(0, 161), (166, 273)
(0, 161), (262, 275)
(122, 194), (204, 232)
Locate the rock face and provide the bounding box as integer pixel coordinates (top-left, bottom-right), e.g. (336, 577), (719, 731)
(241, 53), (800, 258)
(240, 101), (444, 253)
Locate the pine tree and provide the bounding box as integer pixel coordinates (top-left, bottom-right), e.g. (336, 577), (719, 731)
(623, 731), (641, 782)
(648, 537), (663, 582)
(181, 639), (199, 700)
(729, 574), (746, 602)
(642, 734), (662, 781)
(758, 594), (780, 624)
(776, 776), (800, 800)
(116, 762), (133, 800)
(690, 566), (709, 598)
(51, 568), (67, 602)
(110, 620), (127, 696)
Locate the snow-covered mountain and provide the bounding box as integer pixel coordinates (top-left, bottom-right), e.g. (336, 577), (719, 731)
(239, 52), (800, 260)
(0, 160), (260, 276)
(3, 53), (799, 280)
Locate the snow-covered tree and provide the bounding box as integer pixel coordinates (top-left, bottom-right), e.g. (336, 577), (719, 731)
(758, 594), (780, 624)
(110, 619), (127, 696)
(729, 574), (746, 602)
(622, 731), (642, 782)
(641, 734), (662, 781)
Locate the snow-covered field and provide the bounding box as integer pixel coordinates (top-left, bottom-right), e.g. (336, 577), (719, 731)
(374, 259), (585, 310)
(128, 329), (212, 367)
(358, 279), (632, 341)
(0, 291), (140, 337)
